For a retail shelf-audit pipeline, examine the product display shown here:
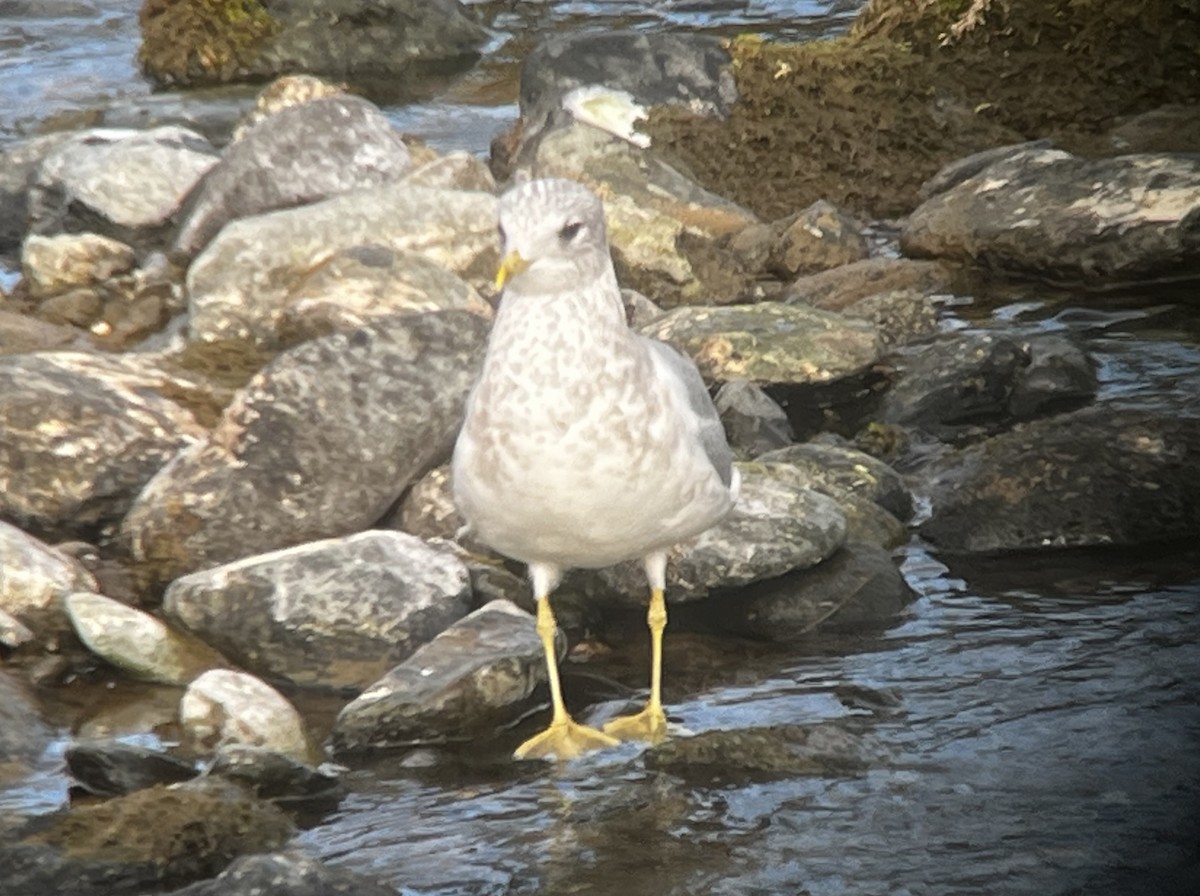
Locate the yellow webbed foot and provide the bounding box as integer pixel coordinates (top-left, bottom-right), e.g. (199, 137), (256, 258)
(602, 703), (668, 745)
(514, 717), (619, 761)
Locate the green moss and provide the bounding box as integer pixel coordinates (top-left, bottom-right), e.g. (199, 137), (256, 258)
(138, 0), (279, 87)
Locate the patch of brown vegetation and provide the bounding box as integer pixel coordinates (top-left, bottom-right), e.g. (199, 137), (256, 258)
(138, 0), (279, 87)
(647, 0), (1200, 220)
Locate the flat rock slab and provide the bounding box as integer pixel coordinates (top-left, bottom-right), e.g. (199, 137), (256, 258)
(332, 600), (544, 755)
(186, 184), (498, 344)
(646, 723), (873, 780)
(121, 311), (489, 584)
(163, 530), (472, 691)
(901, 148), (1200, 286)
(0, 352), (206, 541)
(641, 302), (881, 385)
(918, 404), (1200, 552)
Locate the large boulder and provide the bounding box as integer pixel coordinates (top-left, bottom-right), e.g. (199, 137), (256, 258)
(120, 311), (488, 584)
(163, 530), (472, 690)
(901, 149), (1200, 286)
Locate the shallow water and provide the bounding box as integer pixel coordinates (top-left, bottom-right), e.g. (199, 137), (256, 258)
(3, 2), (1200, 894)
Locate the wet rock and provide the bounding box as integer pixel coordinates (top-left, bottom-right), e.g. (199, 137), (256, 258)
(520, 31), (735, 134)
(640, 302), (881, 385)
(163, 530), (472, 691)
(27, 127), (218, 251)
(65, 592), (225, 686)
(0, 670), (53, 772)
(186, 185), (498, 344)
(521, 120), (760, 307)
(880, 331), (1097, 436)
(756, 441), (914, 521)
(0, 522), (98, 644)
(275, 246), (491, 348)
(842, 288), (941, 347)
(646, 723), (871, 780)
(139, 0), (488, 89)
(0, 132), (78, 252)
(172, 94), (412, 260)
(783, 256), (959, 312)
(165, 850), (397, 896)
(713, 379), (795, 459)
(918, 404), (1200, 552)
(21, 233), (137, 299)
(65, 739), (197, 797)
(332, 600), (544, 754)
(769, 200), (870, 278)
(902, 148), (1200, 286)
(577, 464), (847, 606)
(208, 745), (342, 808)
(916, 139), (1056, 201)
(121, 311), (488, 584)
(0, 351), (206, 541)
(180, 670), (310, 761)
(3, 778), (293, 895)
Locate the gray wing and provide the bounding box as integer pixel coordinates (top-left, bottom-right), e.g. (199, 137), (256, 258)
(641, 337), (735, 488)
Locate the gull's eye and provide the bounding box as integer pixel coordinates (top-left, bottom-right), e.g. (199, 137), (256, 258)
(558, 221), (583, 243)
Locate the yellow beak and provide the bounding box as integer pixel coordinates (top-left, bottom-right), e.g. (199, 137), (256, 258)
(495, 250), (531, 290)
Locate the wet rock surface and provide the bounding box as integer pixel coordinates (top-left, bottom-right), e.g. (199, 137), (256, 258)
(65, 739), (197, 797)
(646, 722), (874, 780)
(164, 850), (398, 896)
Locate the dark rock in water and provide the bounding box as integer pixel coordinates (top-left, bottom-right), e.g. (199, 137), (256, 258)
(0, 671), (52, 774)
(902, 148), (1200, 287)
(646, 723), (872, 780)
(27, 127), (218, 252)
(172, 94), (412, 260)
(1, 778), (293, 896)
(209, 745), (343, 810)
(0, 352), (206, 542)
(139, 0), (488, 89)
(120, 311), (489, 584)
(164, 850), (399, 896)
(65, 740), (196, 797)
(163, 530), (472, 691)
(705, 542), (913, 640)
(918, 404), (1200, 552)
(879, 331), (1097, 437)
(757, 440), (914, 521)
(714, 379), (795, 459)
(520, 31), (736, 134)
(331, 600), (544, 755)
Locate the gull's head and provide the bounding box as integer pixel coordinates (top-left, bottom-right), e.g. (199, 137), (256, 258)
(495, 178), (610, 294)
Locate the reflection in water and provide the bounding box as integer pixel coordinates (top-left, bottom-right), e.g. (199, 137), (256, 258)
(299, 545), (1200, 896)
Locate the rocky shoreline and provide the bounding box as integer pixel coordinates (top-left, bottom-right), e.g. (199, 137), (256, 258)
(2, 1), (1199, 893)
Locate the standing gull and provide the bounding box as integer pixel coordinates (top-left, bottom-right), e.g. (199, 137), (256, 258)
(452, 178), (740, 761)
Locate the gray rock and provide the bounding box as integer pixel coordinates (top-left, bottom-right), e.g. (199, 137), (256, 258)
(180, 669), (310, 761)
(21, 233), (137, 299)
(391, 465), (462, 541)
(577, 464), (847, 605)
(331, 599), (544, 754)
(0, 670), (52, 772)
(880, 331), (1097, 436)
(0, 132), (79, 252)
(714, 379), (795, 459)
(402, 150), (496, 193)
(172, 95), (412, 259)
(0, 309), (95, 356)
(769, 200), (870, 278)
(519, 31), (736, 130)
(0, 521), (98, 644)
(917, 139), (1056, 201)
(756, 441), (914, 521)
(783, 256), (959, 312)
(0, 778), (293, 896)
(140, 0), (488, 89)
(646, 722), (873, 779)
(65, 739), (197, 797)
(65, 592), (225, 686)
(186, 184), (498, 344)
(918, 404), (1200, 552)
(522, 120), (760, 307)
(163, 530), (472, 691)
(27, 127), (218, 250)
(1102, 103), (1200, 154)
(0, 351), (206, 541)
(902, 149), (1200, 286)
(707, 541), (913, 640)
(120, 311), (489, 584)
(165, 850), (397, 896)
(842, 288), (940, 347)
(640, 301), (881, 385)
(208, 745), (342, 807)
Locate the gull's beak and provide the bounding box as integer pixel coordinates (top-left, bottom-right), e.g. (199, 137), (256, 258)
(495, 250), (531, 290)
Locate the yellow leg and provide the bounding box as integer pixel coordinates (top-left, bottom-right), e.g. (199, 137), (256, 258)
(602, 587), (668, 744)
(514, 597), (618, 761)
